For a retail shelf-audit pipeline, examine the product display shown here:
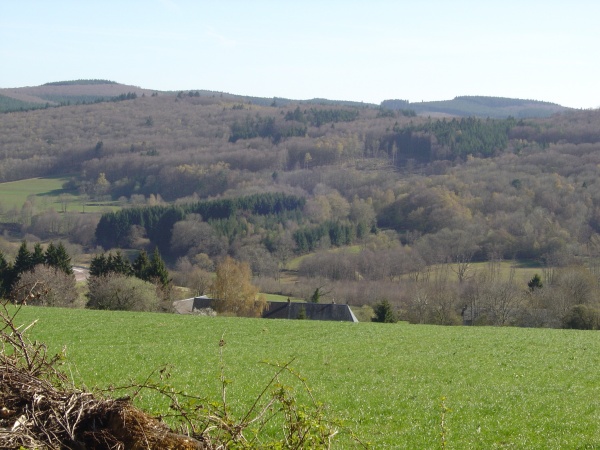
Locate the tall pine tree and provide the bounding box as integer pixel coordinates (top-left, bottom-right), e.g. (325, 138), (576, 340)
(13, 241), (33, 275)
(54, 242), (73, 275)
(89, 251), (132, 277)
(43, 241), (72, 274)
(148, 248), (170, 288)
(132, 250), (150, 280)
(32, 243), (45, 266)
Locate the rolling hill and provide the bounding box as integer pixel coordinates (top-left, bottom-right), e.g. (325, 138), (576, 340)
(0, 80), (156, 112)
(0, 80), (570, 118)
(1, 78), (600, 329)
(381, 95), (570, 118)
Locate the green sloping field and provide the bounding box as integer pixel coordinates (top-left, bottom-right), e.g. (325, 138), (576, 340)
(0, 177), (119, 213)
(10, 306), (600, 448)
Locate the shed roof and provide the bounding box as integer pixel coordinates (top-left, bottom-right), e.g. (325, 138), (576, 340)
(263, 301), (358, 322)
(173, 297), (358, 322)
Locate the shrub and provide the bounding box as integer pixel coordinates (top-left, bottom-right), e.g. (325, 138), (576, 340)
(12, 264), (80, 308)
(372, 299), (398, 323)
(86, 273), (162, 312)
(562, 304), (600, 330)
(353, 304), (375, 322)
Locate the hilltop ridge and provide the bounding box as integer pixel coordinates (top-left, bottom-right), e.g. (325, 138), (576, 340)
(0, 80), (571, 118)
(381, 95), (569, 118)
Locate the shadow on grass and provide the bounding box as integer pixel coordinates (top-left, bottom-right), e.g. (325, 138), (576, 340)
(511, 259), (542, 269)
(37, 188), (75, 197)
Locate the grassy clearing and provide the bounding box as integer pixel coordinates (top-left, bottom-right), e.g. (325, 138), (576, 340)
(262, 292), (297, 302)
(11, 306), (600, 449)
(287, 250), (543, 292)
(0, 177), (120, 214)
(468, 260), (542, 284)
(0, 177), (69, 210)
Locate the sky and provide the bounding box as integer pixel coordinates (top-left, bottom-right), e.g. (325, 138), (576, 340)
(1, 0), (599, 108)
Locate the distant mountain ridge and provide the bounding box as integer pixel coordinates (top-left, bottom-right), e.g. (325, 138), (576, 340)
(42, 79), (119, 86)
(0, 80), (571, 118)
(381, 96), (570, 118)
(0, 80), (154, 111)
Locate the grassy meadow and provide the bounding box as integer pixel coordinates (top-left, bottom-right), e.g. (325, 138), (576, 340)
(0, 176), (119, 214)
(0, 177), (71, 211)
(9, 306), (600, 449)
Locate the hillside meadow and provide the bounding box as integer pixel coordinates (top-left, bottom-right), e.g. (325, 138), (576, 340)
(0, 177), (119, 213)
(9, 306), (600, 449)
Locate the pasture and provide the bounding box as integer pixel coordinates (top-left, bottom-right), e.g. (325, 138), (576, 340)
(10, 306), (600, 448)
(0, 177), (70, 210)
(0, 177), (119, 214)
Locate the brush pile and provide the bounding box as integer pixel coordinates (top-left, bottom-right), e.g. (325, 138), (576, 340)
(0, 305), (205, 450)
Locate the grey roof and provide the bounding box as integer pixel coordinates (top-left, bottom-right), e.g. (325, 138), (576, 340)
(173, 298), (195, 314)
(173, 297), (358, 322)
(263, 301), (358, 322)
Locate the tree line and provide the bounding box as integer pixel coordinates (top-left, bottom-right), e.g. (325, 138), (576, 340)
(95, 193), (306, 251)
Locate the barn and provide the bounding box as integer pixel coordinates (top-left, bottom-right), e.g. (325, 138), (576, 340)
(174, 296), (358, 322)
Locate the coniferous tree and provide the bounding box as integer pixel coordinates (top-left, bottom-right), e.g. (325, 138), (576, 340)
(32, 243), (45, 266)
(132, 250), (151, 281)
(148, 248), (170, 288)
(42, 242), (72, 274)
(7, 241), (33, 292)
(44, 242), (58, 267)
(13, 241), (33, 275)
(89, 253), (108, 277)
(107, 251), (133, 276)
(54, 242), (73, 275)
(89, 251), (132, 277)
(528, 273), (543, 292)
(11, 242), (30, 284)
(372, 299), (398, 323)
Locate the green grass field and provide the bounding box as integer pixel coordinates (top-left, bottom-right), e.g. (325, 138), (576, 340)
(0, 177), (120, 214)
(9, 306), (600, 448)
(0, 177), (70, 210)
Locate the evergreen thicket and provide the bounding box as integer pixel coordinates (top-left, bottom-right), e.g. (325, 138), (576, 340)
(0, 241), (73, 298)
(95, 193), (306, 251)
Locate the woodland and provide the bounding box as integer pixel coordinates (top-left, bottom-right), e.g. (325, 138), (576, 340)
(1, 81), (600, 328)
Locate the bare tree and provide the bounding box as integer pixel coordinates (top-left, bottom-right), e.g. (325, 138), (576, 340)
(273, 233), (295, 277)
(482, 271), (523, 326)
(13, 264), (79, 308)
(427, 280), (461, 325)
(419, 228), (481, 283)
(404, 283), (430, 324)
(236, 243), (279, 279)
(170, 215), (226, 258)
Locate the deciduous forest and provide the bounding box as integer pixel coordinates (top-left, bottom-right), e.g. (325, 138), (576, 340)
(1, 81), (600, 327)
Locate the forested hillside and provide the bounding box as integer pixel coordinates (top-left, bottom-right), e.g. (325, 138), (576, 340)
(1, 83), (600, 327)
(0, 80), (155, 112)
(382, 96), (569, 118)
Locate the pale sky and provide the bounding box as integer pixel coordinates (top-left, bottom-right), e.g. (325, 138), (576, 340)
(1, 0), (599, 108)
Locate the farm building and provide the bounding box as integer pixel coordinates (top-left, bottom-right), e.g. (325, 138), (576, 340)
(174, 296), (358, 322)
